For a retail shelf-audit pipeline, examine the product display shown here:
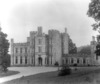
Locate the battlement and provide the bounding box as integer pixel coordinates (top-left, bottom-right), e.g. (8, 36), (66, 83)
(30, 31), (37, 36)
(48, 29), (59, 33)
(13, 43), (28, 46)
(63, 54), (91, 57)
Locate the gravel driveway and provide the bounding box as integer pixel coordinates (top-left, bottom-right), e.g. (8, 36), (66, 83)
(0, 67), (57, 83)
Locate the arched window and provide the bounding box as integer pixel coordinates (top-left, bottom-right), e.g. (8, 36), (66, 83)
(20, 56), (22, 64)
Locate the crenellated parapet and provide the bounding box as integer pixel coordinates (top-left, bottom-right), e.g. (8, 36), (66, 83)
(30, 31), (37, 38)
(13, 43), (28, 46)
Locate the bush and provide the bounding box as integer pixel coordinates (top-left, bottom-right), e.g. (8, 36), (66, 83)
(54, 62), (59, 66)
(2, 62), (8, 72)
(58, 65), (71, 76)
(73, 63), (77, 67)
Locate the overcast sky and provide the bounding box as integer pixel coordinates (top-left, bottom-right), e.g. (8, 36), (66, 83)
(0, 0), (98, 48)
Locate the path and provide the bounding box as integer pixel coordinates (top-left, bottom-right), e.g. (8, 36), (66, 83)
(0, 67), (57, 83)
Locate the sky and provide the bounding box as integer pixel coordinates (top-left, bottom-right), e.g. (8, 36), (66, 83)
(0, 0), (98, 49)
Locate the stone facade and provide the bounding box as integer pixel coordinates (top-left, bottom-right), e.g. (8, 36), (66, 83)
(90, 36), (100, 65)
(11, 26), (96, 66)
(62, 36), (97, 66)
(62, 54), (94, 66)
(11, 27), (69, 66)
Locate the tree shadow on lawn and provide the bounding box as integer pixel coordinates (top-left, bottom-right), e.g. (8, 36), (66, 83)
(3, 71), (97, 84)
(0, 70), (19, 78)
(2, 68), (100, 84)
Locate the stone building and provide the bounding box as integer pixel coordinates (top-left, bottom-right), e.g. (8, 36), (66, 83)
(62, 36), (97, 66)
(11, 26), (96, 66)
(11, 27), (69, 66)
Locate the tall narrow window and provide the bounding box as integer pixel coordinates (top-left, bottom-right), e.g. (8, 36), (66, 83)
(77, 59), (79, 64)
(25, 48), (27, 53)
(66, 59), (68, 64)
(71, 58), (73, 64)
(20, 48), (22, 53)
(45, 58), (47, 64)
(38, 47), (42, 52)
(16, 56), (18, 64)
(20, 56), (22, 64)
(16, 48), (18, 53)
(31, 57), (33, 64)
(25, 57), (27, 64)
(38, 39), (42, 44)
(83, 59), (85, 64)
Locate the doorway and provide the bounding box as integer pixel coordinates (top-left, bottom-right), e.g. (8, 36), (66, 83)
(38, 56), (42, 66)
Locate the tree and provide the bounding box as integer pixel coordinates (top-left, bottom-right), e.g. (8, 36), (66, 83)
(87, 0), (100, 32)
(78, 45), (91, 55)
(0, 28), (9, 72)
(68, 36), (77, 54)
(95, 44), (100, 56)
(87, 0), (100, 57)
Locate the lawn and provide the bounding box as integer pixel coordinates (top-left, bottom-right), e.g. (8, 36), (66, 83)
(0, 70), (19, 78)
(2, 67), (100, 84)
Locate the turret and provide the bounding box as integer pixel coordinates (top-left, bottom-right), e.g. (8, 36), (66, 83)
(11, 39), (14, 45)
(11, 38), (14, 66)
(38, 26), (42, 35)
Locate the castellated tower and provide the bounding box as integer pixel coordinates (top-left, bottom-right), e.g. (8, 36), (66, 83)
(10, 27), (69, 66)
(11, 39), (14, 65)
(48, 30), (62, 65)
(62, 28), (69, 55)
(90, 36), (97, 65)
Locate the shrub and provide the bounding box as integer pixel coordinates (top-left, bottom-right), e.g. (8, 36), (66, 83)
(54, 62), (59, 66)
(73, 63), (77, 67)
(58, 65), (71, 76)
(2, 62), (8, 72)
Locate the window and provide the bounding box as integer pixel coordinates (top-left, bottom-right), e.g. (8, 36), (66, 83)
(16, 48), (18, 53)
(38, 39), (42, 44)
(20, 56), (22, 64)
(31, 58), (33, 64)
(45, 58), (47, 64)
(38, 47), (42, 52)
(66, 59), (68, 64)
(25, 57), (27, 64)
(31, 57), (34, 64)
(83, 59), (86, 64)
(16, 56), (18, 64)
(25, 48), (27, 53)
(20, 48), (22, 53)
(77, 59), (79, 64)
(71, 58), (74, 64)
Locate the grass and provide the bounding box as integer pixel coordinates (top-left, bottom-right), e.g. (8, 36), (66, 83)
(2, 67), (100, 84)
(0, 70), (19, 78)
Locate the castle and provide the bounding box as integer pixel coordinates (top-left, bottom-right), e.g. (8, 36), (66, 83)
(11, 26), (97, 66)
(11, 27), (68, 66)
